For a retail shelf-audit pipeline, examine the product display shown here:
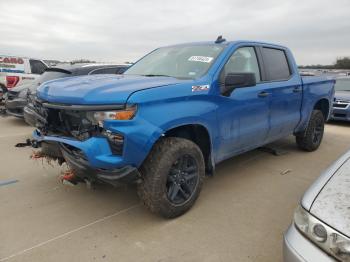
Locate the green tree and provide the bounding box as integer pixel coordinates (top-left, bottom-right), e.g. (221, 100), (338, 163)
(334, 57), (350, 69)
(70, 59), (96, 64)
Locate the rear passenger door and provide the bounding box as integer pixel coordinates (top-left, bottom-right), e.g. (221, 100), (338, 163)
(259, 47), (302, 141)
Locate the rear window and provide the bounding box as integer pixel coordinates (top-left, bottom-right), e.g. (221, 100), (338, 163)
(262, 48), (291, 81)
(38, 70), (70, 84)
(28, 70), (70, 93)
(30, 60), (47, 75)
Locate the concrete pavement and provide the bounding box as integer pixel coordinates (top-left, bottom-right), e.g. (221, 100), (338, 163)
(0, 116), (349, 262)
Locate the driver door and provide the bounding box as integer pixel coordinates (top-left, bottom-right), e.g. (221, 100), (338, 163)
(217, 46), (270, 160)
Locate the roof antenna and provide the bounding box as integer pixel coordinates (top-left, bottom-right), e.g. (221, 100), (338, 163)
(215, 35), (226, 44)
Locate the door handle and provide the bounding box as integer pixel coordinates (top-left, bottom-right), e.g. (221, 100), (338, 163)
(258, 91), (270, 98)
(293, 87), (302, 93)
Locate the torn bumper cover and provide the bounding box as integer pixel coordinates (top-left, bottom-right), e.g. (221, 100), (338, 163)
(5, 98), (27, 118)
(33, 129), (141, 186)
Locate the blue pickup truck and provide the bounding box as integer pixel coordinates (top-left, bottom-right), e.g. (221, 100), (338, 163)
(27, 38), (335, 218)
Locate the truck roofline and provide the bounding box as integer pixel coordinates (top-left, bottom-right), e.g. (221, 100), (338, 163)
(159, 40), (289, 50)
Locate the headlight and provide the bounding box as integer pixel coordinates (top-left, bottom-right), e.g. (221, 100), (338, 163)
(86, 105), (137, 126)
(294, 205), (350, 261)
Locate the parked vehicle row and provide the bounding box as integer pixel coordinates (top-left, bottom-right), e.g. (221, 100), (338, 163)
(26, 37), (335, 219)
(330, 77), (350, 122)
(0, 55), (48, 100)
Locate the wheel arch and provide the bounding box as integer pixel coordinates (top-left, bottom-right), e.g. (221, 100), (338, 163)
(163, 124), (214, 175)
(313, 98), (330, 120)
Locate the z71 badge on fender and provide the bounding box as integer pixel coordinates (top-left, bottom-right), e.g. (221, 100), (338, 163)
(192, 85), (210, 92)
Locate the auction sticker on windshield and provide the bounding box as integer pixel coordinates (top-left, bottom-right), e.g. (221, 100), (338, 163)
(188, 56), (214, 63)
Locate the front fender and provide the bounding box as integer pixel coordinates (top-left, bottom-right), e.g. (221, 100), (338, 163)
(127, 85), (219, 165)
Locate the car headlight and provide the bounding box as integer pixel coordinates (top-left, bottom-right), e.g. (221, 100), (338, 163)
(294, 205), (350, 261)
(86, 105), (137, 126)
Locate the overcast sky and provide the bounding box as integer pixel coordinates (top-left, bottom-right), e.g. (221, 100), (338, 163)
(0, 0), (349, 65)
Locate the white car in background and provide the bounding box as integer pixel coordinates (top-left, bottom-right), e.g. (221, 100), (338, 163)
(0, 55), (48, 100)
(284, 150), (350, 261)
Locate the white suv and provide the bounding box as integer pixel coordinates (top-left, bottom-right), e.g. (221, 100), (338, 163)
(0, 55), (48, 100)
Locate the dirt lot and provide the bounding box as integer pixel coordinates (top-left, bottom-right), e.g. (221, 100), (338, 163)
(0, 116), (349, 262)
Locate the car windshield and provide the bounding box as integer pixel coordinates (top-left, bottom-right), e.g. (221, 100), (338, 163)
(124, 45), (224, 79)
(335, 78), (350, 91)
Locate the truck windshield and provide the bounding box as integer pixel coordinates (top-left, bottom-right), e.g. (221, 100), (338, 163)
(124, 45), (224, 79)
(335, 78), (350, 91)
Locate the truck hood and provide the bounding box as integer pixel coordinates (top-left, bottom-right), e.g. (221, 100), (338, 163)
(37, 74), (185, 104)
(310, 156), (350, 237)
(334, 91), (350, 101)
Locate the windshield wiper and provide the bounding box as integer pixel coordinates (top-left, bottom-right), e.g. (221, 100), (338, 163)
(142, 74), (171, 77)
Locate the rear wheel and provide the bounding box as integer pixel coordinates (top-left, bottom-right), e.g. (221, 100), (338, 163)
(138, 137), (205, 218)
(296, 110), (325, 152)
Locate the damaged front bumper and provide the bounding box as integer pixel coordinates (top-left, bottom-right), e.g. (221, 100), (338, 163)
(33, 129), (141, 186)
(5, 98), (27, 118)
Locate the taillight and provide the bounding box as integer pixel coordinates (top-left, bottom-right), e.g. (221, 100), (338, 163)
(6, 76), (20, 88)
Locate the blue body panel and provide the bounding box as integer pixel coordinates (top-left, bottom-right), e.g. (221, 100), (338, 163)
(33, 41), (335, 171)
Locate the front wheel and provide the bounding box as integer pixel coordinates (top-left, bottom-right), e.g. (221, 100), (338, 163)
(138, 137), (205, 218)
(295, 110), (325, 152)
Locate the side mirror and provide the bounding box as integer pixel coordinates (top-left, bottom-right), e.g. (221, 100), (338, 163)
(221, 72), (256, 96)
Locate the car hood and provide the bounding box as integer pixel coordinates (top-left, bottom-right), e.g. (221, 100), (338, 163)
(37, 74), (186, 104)
(334, 91), (350, 101)
(310, 156), (350, 237)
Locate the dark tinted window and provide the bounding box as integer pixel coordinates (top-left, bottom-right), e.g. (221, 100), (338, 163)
(90, 67), (121, 75)
(30, 60), (47, 74)
(262, 48), (291, 81)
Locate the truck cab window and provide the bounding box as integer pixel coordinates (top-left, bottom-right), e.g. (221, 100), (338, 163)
(261, 47), (291, 81)
(222, 47), (261, 83)
(30, 60), (47, 75)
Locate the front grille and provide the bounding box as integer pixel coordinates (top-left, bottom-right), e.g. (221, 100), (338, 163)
(334, 113), (346, 118)
(34, 102), (124, 156)
(47, 108), (100, 140)
(333, 103), (349, 108)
